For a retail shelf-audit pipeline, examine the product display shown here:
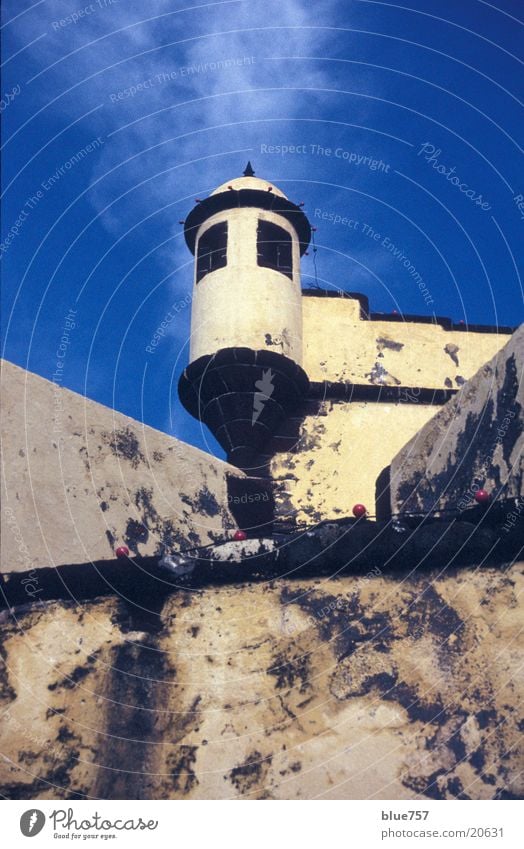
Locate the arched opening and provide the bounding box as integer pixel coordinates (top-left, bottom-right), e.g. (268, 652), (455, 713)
(257, 220), (293, 280)
(196, 221), (228, 282)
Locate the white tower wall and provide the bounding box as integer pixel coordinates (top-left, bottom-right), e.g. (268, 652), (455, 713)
(189, 206), (303, 364)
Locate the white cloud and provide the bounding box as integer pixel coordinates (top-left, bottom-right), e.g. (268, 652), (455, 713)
(9, 1), (346, 232)
(7, 1), (371, 355)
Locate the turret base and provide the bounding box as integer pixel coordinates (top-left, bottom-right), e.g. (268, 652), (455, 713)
(178, 348), (309, 474)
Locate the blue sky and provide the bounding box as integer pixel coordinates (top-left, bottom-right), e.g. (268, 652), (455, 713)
(2, 0), (523, 456)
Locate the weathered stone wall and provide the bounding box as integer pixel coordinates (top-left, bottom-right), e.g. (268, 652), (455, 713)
(189, 207), (303, 364)
(270, 399), (438, 525)
(267, 300), (514, 524)
(302, 294), (511, 389)
(1, 360), (244, 573)
(1, 561), (522, 800)
(388, 325), (523, 516)
(1, 313), (520, 803)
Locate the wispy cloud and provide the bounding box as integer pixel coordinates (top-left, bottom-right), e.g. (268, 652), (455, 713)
(8, 0), (346, 248)
(4, 0), (378, 446)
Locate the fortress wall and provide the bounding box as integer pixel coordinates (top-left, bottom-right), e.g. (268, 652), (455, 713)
(302, 297), (511, 389)
(268, 300), (516, 525)
(388, 325), (524, 516)
(1, 360), (244, 573)
(1, 319), (521, 802)
(1, 561), (522, 800)
(270, 400), (437, 525)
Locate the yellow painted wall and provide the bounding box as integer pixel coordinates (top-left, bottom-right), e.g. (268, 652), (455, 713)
(1, 563), (521, 800)
(302, 296), (510, 389)
(268, 296), (514, 523)
(271, 400), (438, 523)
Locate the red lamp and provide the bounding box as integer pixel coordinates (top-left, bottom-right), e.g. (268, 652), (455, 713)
(474, 489), (490, 505)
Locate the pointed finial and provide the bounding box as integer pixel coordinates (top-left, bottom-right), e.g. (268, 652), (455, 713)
(243, 161), (255, 177)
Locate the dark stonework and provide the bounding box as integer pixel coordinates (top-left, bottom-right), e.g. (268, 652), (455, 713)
(179, 348), (309, 475)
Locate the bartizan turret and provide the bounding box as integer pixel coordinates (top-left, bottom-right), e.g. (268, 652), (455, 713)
(178, 164), (311, 473)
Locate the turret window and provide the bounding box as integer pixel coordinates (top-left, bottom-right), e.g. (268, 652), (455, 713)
(257, 221), (293, 280)
(196, 222), (228, 282)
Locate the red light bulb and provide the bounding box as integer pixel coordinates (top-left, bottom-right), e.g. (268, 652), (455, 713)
(233, 530), (248, 541)
(474, 489), (490, 504)
(115, 546), (130, 558)
(352, 504), (367, 518)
